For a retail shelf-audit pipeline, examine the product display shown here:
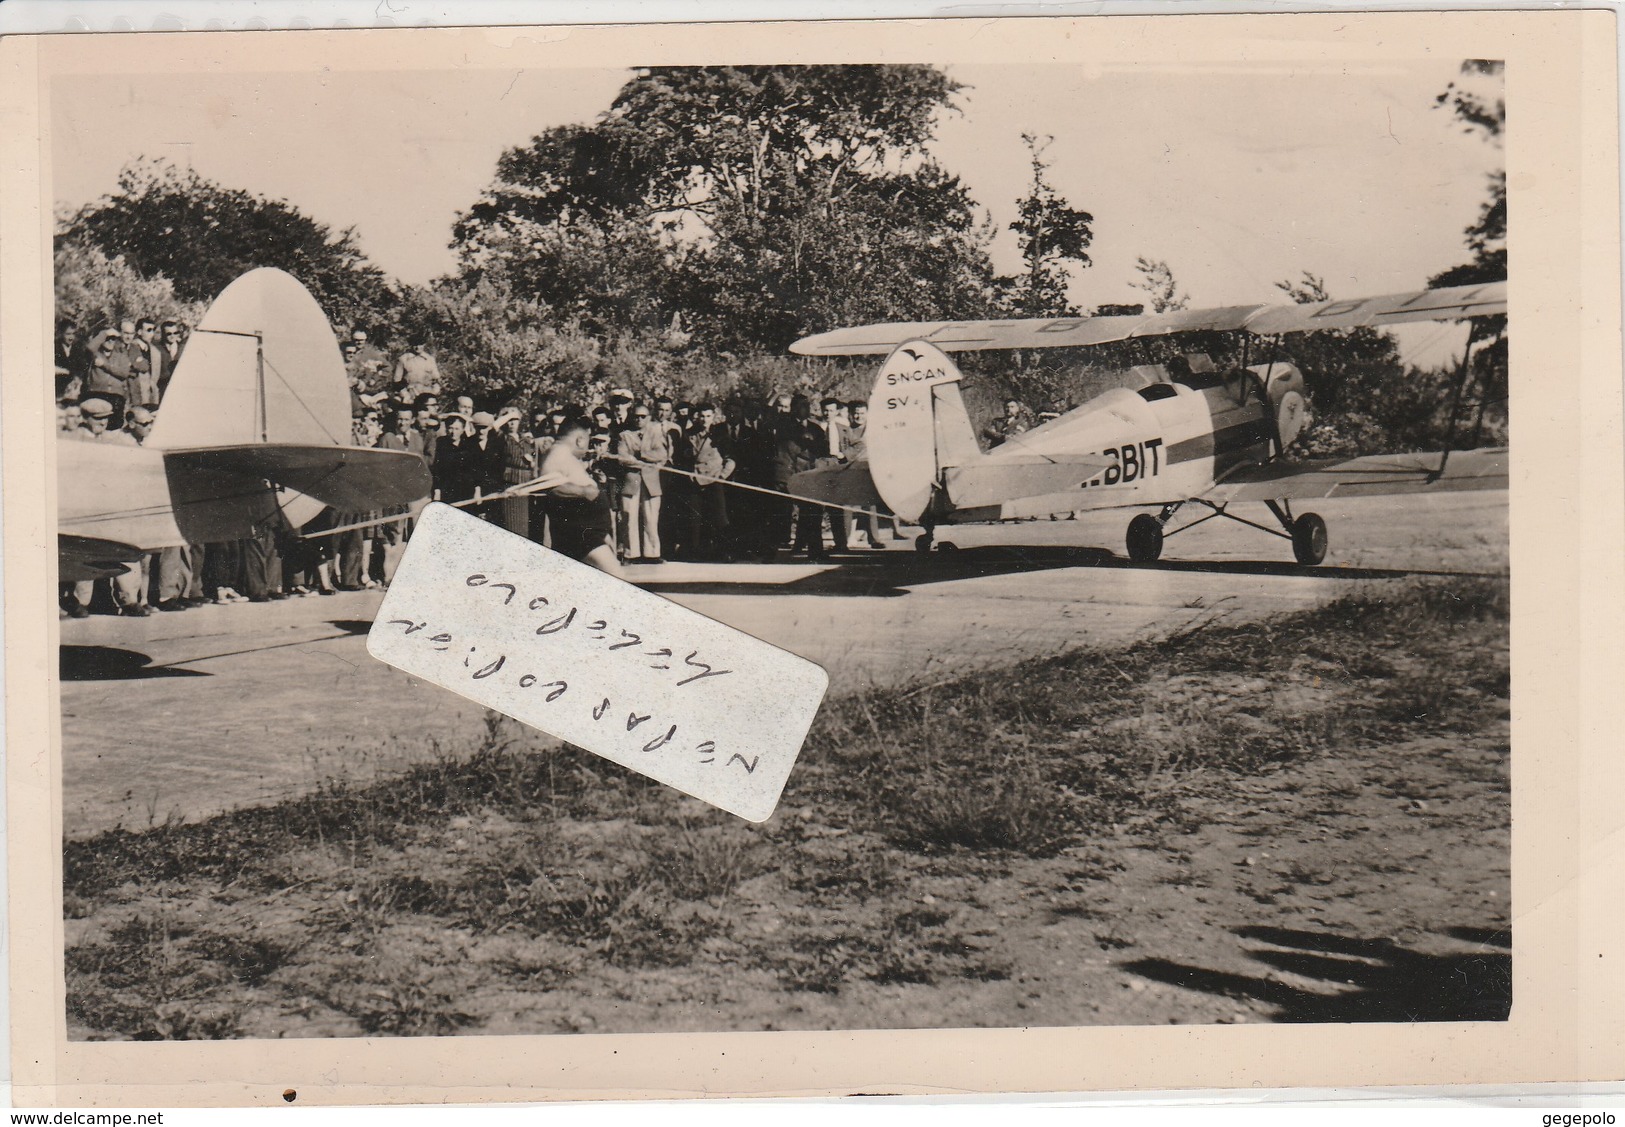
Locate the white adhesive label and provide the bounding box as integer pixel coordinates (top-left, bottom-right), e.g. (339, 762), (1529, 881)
(367, 503), (828, 822)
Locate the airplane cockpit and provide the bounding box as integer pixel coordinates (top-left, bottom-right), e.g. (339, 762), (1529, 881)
(1134, 353), (1269, 407)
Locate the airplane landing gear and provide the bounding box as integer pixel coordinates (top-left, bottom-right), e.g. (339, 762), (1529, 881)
(1141, 498), (1328, 566)
(915, 530), (934, 554)
(1126, 513), (1164, 563)
(1265, 500), (1328, 566)
(1290, 512), (1328, 566)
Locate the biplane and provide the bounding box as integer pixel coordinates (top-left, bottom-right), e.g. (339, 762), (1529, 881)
(58, 268), (432, 582)
(789, 281), (1507, 564)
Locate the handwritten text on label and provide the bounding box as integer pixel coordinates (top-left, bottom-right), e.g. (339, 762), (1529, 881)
(367, 503), (828, 822)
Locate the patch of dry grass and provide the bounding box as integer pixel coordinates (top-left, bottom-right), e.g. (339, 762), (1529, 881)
(63, 577), (1509, 1038)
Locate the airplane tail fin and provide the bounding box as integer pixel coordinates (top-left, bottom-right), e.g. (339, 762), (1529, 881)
(147, 267), (352, 452)
(864, 339), (983, 524)
(139, 267), (432, 537)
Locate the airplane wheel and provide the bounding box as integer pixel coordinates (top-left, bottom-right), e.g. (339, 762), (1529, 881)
(937, 541), (959, 553)
(1126, 513), (1164, 563)
(915, 532), (934, 554)
(1292, 512), (1328, 566)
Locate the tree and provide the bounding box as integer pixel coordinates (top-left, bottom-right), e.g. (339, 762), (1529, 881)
(1274, 271), (1329, 305)
(1429, 59), (1507, 418)
(1430, 60), (1505, 289)
(53, 238), (204, 334)
(453, 65), (999, 354)
(450, 123), (675, 338)
(394, 273), (604, 403)
(605, 65), (965, 226)
(63, 158), (392, 328)
(678, 160), (997, 352)
(1435, 59), (1504, 144)
(1003, 133), (1094, 317)
(454, 201), (673, 341)
(1132, 257), (1188, 313)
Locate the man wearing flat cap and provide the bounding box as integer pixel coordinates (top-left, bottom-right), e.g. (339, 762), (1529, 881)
(69, 398), (137, 445)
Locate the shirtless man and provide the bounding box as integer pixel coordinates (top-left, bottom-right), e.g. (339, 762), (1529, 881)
(535, 418), (622, 577)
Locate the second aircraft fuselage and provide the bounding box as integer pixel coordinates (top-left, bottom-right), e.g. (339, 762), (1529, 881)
(947, 365), (1291, 523)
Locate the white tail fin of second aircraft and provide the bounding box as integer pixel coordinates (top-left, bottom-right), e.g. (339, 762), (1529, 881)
(863, 339), (983, 524)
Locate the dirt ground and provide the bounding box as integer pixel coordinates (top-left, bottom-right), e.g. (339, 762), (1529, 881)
(62, 572), (1510, 1038)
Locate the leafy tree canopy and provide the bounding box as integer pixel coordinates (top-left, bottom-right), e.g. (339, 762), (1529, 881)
(1001, 133), (1094, 317)
(1430, 60), (1505, 290)
(453, 65), (998, 353)
(1428, 59), (1506, 408)
(63, 158), (392, 328)
(606, 65), (968, 224)
(394, 274), (603, 403)
(53, 239), (204, 336)
(1132, 257), (1187, 314)
(1435, 59), (1504, 144)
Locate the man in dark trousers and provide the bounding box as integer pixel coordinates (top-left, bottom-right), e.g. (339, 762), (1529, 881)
(431, 411), (478, 505)
(773, 394), (827, 562)
(536, 417), (620, 576)
(816, 396), (851, 552)
(689, 404), (736, 560)
(655, 396), (692, 560)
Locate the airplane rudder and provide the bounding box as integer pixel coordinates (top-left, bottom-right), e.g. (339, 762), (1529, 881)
(864, 339), (963, 524)
(930, 376), (984, 470)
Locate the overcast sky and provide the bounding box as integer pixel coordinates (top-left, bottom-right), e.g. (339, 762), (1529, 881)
(51, 59), (1499, 361)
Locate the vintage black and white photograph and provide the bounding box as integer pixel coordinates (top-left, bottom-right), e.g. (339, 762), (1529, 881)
(41, 25), (1519, 1045)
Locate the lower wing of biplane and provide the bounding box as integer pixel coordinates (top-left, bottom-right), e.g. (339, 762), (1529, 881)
(790, 280), (1507, 566)
(57, 268), (432, 582)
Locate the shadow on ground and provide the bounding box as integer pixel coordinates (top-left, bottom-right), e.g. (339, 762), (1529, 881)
(60, 627), (373, 680)
(1124, 925), (1511, 1022)
(60, 646), (210, 681)
(637, 545), (1498, 599)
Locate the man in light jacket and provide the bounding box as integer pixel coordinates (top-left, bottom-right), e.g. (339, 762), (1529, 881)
(616, 401), (671, 563)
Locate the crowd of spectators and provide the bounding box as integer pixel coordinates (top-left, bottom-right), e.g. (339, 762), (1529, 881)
(415, 384), (901, 576)
(56, 315), (923, 616)
(56, 314), (209, 618)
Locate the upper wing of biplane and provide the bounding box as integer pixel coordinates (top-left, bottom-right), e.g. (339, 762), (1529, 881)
(788, 281), (1507, 357)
